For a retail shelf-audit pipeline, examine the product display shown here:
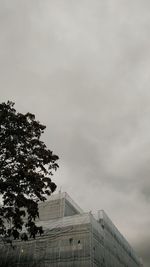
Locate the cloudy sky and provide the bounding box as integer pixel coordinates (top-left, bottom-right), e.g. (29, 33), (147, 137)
(0, 0), (150, 265)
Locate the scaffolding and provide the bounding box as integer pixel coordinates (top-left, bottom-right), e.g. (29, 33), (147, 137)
(0, 192), (142, 267)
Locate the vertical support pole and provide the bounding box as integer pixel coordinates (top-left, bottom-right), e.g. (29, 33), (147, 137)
(90, 212), (94, 267)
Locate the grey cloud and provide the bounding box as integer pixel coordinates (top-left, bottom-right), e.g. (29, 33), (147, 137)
(134, 237), (150, 267)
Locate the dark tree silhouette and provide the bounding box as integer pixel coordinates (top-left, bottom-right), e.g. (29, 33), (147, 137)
(0, 101), (59, 240)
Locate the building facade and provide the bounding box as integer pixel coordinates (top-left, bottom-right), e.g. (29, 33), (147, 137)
(0, 192), (142, 267)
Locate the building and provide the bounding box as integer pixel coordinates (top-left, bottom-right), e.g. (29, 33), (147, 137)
(0, 192), (142, 267)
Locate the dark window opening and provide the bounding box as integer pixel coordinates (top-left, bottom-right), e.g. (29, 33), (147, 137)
(69, 238), (73, 245)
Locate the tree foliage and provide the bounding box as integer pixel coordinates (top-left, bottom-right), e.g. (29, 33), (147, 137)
(0, 101), (59, 240)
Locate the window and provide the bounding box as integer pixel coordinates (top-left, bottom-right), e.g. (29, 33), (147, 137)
(69, 238), (73, 245)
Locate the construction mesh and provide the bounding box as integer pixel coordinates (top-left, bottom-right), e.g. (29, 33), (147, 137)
(0, 193), (142, 267)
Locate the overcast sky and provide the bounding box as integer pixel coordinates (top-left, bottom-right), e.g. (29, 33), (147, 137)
(0, 0), (150, 265)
